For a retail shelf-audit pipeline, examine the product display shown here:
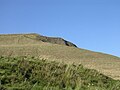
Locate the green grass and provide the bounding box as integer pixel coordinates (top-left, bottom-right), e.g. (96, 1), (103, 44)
(0, 56), (120, 90)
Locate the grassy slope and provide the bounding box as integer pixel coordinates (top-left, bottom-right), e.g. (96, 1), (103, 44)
(0, 56), (120, 90)
(0, 34), (120, 80)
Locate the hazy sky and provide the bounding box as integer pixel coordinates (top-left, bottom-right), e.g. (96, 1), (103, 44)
(0, 0), (120, 57)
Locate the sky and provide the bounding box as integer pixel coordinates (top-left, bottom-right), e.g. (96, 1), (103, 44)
(0, 0), (120, 57)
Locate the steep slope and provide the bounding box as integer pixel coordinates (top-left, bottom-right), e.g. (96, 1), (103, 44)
(0, 33), (120, 80)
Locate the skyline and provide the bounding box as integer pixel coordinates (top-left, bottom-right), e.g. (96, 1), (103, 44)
(0, 0), (120, 57)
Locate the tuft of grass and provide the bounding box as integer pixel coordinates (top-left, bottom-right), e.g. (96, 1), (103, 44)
(0, 56), (120, 90)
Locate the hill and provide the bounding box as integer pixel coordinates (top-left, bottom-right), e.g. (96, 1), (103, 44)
(0, 33), (120, 80)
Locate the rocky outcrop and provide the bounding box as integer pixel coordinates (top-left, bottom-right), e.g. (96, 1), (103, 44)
(33, 35), (77, 47)
(35, 34), (77, 47)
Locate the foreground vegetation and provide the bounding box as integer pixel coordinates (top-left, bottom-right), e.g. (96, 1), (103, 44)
(0, 56), (120, 90)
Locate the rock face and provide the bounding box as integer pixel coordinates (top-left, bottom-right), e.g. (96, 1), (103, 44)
(35, 35), (77, 47)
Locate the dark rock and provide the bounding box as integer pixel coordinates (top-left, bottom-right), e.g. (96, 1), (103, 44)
(35, 34), (77, 47)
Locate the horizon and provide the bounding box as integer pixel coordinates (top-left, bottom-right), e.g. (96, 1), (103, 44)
(0, 0), (120, 57)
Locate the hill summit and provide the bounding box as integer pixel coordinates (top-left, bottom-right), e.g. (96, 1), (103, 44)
(29, 33), (77, 47)
(0, 33), (77, 47)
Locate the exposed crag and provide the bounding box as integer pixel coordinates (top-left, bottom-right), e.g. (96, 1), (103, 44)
(34, 34), (77, 47)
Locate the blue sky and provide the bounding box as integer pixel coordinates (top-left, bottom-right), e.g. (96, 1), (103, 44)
(0, 0), (120, 57)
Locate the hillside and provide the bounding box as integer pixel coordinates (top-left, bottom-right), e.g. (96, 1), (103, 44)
(0, 33), (120, 80)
